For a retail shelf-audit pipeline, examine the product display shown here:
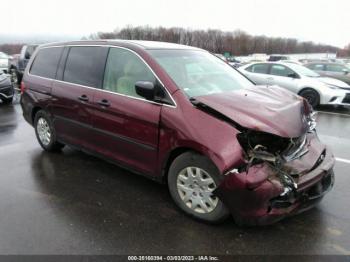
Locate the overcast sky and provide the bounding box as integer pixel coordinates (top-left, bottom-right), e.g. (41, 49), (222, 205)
(3, 0), (349, 47)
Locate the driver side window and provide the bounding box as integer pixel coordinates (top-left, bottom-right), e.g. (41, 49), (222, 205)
(270, 64), (295, 77)
(327, 64), (346, 73)
(103, 48), (156, 98)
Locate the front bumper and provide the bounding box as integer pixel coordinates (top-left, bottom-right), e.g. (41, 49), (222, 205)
(214, 132), (335, 226)
(323, 90), (350, 106)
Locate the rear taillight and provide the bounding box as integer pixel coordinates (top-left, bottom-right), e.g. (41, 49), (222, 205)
(20, 81), (26, 94)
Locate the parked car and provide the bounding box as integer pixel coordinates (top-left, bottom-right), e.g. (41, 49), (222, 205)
(239, 62), (350, 107)
(305, 62), (350, 85)
(227, 57), (242, 68)
(21, 41), (334, 225)
(0, 52), (9, 73)
(268, 55), (290, 62)
(0, 72), (14, 104)
(9, 45), (38, 84)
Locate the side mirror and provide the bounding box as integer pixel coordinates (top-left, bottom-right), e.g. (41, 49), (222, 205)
(342, 69), (349, 75)
(135, 81), (155, 100)
(288, 73), (299, 78)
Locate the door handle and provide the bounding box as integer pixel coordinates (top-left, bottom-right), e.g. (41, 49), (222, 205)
(266, 77), (274, 81)
(78, 95), (89, 102)
(97, 99), (110, 107)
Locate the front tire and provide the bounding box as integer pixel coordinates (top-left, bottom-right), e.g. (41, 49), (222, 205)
(2, 97), (13, 104)
(299, 88), (320, 108)
(34, 110), (64, 152)
(167, 152), (230, 223)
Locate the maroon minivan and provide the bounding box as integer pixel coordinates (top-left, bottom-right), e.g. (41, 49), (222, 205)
(21, 40), (335, 225)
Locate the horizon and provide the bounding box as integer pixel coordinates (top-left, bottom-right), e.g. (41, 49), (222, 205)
(2, 0), (349, 48)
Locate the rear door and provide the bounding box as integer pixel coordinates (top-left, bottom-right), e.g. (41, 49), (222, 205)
(243, 63), (271, 85)
(51, 46), (108, 148)
(92, 47), (163, 175)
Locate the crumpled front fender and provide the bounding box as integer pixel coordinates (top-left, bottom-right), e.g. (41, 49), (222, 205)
(214, 163), (284, 225)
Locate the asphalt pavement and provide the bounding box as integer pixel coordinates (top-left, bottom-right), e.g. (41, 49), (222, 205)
(0, 95), (349, 255)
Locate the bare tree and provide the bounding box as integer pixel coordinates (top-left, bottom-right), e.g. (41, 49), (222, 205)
(88, 26), (341, 56)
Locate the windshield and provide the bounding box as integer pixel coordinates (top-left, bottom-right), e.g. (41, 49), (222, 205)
(148, 49), (254, 97)
(285, 63), (320, 77)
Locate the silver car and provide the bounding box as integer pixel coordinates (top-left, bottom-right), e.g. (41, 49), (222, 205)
(305, 62), (350, 86)
(239, 62), (350, 107)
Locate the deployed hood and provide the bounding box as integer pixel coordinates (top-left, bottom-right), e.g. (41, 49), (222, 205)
(318, 77), (350, 89)
(193, 86), (309, 138)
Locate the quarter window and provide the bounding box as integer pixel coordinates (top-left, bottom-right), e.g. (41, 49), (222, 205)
(270, 64), (295, 77)
(30, 47), (63, 79)
(246, 64), (269, 74)
(63, 47), (108, 88)
(103, 48), (156, 98)
(307, 64), (324, 71)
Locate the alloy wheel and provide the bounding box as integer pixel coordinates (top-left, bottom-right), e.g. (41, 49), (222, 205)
(176, 167), (219, 214)
(36, 118), (51, 146)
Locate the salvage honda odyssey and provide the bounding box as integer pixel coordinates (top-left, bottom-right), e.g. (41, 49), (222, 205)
(21, 40), (335, 225)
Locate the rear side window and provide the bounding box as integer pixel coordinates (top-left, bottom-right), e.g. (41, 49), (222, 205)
(246, 64), (269, 74)
(307, 64), (325, 71)
(326, 64), (346, 73)
(63, 47), (108, 88)
(30, 47), (63, 79)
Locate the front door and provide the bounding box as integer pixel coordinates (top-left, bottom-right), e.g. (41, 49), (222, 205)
(92, 47), (162, 175)
(268, 64), (299, 93)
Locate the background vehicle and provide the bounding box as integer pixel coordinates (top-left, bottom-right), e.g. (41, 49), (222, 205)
(9, 45), (38, 84)
(239, 62), (350, 107)
(268, 55), (290, 62)
(0, 72), (14, 104)
(305, 62), (350, 85)
(0, 52), (9, 73)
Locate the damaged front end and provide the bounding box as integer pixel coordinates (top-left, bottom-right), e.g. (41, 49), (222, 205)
(213, 111), (335, 226)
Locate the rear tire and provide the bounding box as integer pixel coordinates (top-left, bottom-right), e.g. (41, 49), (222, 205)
(34, 110), (64, 152)
(167, 151), (230, 223)
(299, 88), (320, 108)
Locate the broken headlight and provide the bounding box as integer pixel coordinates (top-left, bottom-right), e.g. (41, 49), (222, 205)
(237, 130), (290, 160)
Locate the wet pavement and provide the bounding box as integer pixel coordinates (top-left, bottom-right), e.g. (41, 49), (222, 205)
(0, 95), (350, 255)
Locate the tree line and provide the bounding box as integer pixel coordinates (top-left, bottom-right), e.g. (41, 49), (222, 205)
(0, 44), (23, 55)
(87, 26), (350, 57)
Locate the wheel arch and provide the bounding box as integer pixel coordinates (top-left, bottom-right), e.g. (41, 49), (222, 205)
(298, 87), (322, 106)
(31, 106), (43, 125)
(298, 86), (321, 97)
(161, 147), (204, 183)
